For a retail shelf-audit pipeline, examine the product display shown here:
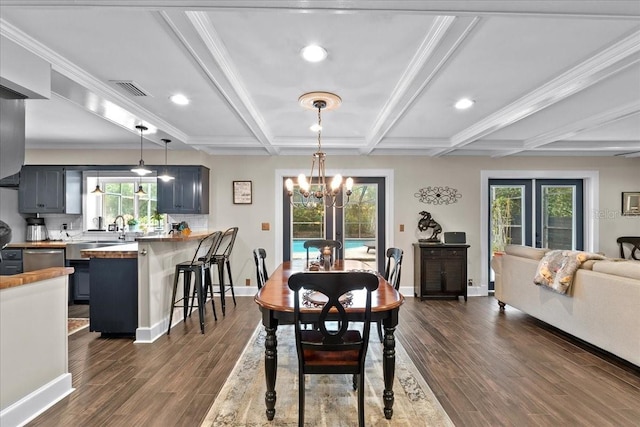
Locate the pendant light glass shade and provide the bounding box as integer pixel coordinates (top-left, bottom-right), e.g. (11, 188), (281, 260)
(135, 182), (146, 195)
(91, 170), (105, 194)
(157, 138), (175, 182)
(132, 125), (152, 176)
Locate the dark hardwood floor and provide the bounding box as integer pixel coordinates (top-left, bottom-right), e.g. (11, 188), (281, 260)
(29, 296), (639, 426)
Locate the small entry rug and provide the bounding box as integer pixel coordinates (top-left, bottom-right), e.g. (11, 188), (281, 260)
(201, 324), (453, 426)
(68, 318), (90, 335)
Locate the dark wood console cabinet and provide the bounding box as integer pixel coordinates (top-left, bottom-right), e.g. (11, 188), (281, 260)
(413, 243), (470, 301)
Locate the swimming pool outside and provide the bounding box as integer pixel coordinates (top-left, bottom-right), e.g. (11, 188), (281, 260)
(292, 239), (374, 253)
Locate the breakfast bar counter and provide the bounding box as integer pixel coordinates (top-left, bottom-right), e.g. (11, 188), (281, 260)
(74, 232), (213, 343)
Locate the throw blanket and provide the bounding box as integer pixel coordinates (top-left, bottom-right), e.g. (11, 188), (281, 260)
(534, 250), (606, 295)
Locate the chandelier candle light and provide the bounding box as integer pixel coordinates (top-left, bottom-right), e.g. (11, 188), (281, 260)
(285, 92), (353, 208)
(131, 124), (152, 176)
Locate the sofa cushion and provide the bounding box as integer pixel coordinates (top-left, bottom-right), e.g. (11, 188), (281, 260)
(504, 245), (549, 260)
(592, 260), (640, 281)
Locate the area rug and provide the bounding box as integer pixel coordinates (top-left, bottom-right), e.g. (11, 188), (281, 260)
(68, 318), (90, 335)
(201, 324), (453, 426)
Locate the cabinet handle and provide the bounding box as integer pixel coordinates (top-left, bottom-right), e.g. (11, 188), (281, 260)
(139, 249), (147, 256)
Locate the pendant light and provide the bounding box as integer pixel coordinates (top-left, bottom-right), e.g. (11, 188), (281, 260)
(157, 138), (175, 182)
(135, 181), (146, 195)
(91, 169), (105, 194)
(131, 125), (152, 176)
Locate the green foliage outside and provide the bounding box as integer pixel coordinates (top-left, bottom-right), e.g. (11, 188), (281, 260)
(102, 181), (157, 230)
(291, 183), (377, 239)
(491, 185), (574, 252)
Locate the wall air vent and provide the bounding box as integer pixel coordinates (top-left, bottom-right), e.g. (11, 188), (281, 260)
(110, 80), (150, 97)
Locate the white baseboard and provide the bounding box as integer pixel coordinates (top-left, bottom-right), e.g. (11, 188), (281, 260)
(0, 373), (73, 427)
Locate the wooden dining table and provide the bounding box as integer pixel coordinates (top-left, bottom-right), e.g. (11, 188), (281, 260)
(254, 259), (405, 421)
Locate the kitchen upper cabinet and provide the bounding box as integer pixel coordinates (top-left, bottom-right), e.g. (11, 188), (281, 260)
(18, 166), (81, 214)
(157, 166), (210, 214)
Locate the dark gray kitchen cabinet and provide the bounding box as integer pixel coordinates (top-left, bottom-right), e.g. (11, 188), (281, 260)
(90, 257), (138, 335)
(0, 249), (23, 275)
(413, 243), (470, 301)
(68, 260), (90, 303)
(157, 166), (209, 214)
(18, 166), (81, 214)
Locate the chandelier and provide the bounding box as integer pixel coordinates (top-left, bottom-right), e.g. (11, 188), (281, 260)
(285, 92), (353, 208)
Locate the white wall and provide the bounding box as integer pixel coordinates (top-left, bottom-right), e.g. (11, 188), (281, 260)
(14, 149), (640, 291)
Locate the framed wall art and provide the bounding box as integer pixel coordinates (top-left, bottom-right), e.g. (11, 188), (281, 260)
(233, 181), (252, 204)
(622, 192), (640, 216)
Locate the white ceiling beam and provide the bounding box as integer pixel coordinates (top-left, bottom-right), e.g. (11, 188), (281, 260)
(432, 28), (640, 157)
(361, 15), (478, 154)
(494, 101), (640, 157)
(2, 1), (640, 18)
(163, 10), (278, 155)
(0, 17), (192, 147)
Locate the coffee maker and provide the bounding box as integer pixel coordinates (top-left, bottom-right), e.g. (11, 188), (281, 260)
(26, 217), (49, 241)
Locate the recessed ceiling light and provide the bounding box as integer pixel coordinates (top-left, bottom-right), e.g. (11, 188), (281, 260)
(170, 94), (190, 105)
(301, 45), (327, 63)
(455, 98), (475, 110)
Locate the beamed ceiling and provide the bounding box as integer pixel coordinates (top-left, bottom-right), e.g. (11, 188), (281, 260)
(1, 1), (639, 158)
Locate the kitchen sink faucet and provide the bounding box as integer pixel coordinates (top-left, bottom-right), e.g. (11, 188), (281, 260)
(114, 215), (126, 240)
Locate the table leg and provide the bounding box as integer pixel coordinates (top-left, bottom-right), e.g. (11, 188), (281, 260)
(382, 325), (396, 419)
(264, 325), (278, 420)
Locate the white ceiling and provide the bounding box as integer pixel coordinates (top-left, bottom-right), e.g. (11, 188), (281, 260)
(1, 0), (639, 157)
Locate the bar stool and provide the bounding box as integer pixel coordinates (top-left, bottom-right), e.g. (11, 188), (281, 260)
(167, 231), (222, 335)
(206, 227), (238, 315)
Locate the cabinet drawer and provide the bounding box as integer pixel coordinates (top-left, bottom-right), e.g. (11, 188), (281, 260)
(442, 249), (464, 257)
(1, 249), (22, 260)
(0, 260), (23, 275)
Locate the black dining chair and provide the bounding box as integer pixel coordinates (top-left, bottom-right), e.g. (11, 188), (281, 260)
(252, 248), (268, 289)
(377, 247), (403, 341)
(303, 239), (342, 266)
(287, 271), (379, 427)
(617, 236), (640, 260)
(167, 231), (222, 335)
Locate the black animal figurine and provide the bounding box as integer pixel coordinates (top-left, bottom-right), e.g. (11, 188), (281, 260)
(418, 211), (442, 242)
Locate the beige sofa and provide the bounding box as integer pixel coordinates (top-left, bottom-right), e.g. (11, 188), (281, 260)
(492, 245), (640, 366)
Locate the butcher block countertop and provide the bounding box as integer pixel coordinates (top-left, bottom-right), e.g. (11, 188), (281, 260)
(136, 231), (211, 242)
(6, 241), (68, 249)
(0, 267), (75, 290)
(82, 243), (138, 259)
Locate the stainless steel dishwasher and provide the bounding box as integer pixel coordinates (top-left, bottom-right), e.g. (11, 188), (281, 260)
(22, 248), (65, 272)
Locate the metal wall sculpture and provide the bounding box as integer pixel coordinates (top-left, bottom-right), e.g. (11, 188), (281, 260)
(414, 186), (462, 205)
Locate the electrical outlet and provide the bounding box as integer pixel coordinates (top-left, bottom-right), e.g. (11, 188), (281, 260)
(261, 222), (270, 231)
(62, 224), (68, 230)
(245, 278), (251, 286)
(399, 224), (404, 232)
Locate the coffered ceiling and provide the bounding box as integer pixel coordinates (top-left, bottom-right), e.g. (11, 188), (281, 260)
(1, 1), (639, 157)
